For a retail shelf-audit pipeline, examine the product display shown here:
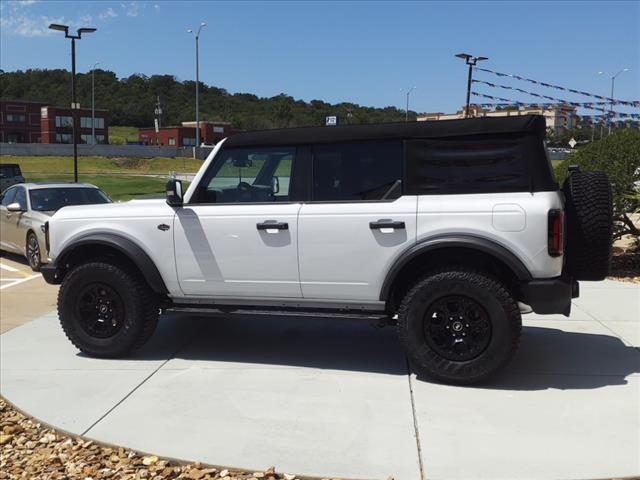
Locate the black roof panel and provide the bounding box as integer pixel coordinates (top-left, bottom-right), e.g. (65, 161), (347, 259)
(224, 115), (546, 148)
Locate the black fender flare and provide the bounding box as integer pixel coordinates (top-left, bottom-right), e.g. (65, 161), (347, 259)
(380, 235), (533, 301)
(53, 233), (168, 294)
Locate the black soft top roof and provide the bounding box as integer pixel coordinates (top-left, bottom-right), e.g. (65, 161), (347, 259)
(224, 114), (546, 148)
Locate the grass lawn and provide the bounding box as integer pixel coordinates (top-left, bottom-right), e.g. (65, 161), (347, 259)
(24, 173), (170, 201)
(1, 155), (203, 174)
(108, 126), (139, 145)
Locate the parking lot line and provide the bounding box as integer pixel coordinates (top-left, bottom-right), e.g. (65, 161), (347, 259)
(0, 274), (41, 290)
(0, 263), (20, 273)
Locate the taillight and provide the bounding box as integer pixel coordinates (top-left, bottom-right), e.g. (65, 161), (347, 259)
(548, 209), (564, 257)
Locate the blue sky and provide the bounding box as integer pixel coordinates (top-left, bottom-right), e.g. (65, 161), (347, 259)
(1, 0), (639, 115)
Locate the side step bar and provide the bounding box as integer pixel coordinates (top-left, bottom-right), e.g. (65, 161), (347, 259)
(164, 305), (389, 321)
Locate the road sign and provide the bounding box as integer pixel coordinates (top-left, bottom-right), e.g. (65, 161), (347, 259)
(325, 115), (338, 126)
(568, 137), (577, 149)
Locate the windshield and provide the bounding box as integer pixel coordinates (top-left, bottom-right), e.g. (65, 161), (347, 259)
(29, 188), (111, 211)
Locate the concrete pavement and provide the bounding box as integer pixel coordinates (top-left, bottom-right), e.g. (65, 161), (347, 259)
(1, 280), (639, 479)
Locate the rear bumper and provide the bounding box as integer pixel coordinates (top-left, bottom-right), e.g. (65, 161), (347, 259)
(521, 277), (579, 316)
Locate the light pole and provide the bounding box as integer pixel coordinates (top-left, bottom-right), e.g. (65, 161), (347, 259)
(49, 23), (96, 182)
(598, 68), (630, 135)
(187, 22), (206, 154)
(400, 87), (416, 122)
(90, 61), (99, 144)
(455, 53), (488, 118)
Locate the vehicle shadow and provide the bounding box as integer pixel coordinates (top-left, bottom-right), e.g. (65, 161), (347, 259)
(0, 250), (29, 267)
(129, 314), (639, 390)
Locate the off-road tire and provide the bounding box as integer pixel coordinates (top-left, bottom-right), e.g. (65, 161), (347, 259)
(26, 231), (41, 272)
(563, 170), (613, 280)
(58, 261), (159, 358)
(397, 268), (521, 385)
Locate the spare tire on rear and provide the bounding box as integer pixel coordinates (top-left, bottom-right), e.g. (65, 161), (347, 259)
(562, 169), (613, 281)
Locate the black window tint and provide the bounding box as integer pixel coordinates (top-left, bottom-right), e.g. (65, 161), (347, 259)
(14, 187), (27, 209)
(312, 141), (402, 201)
(1, 187), (17, 206)
(406, 135), (530, 194)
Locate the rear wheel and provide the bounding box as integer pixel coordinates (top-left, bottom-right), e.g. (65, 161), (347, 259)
(58, 261), (159, 357)
(26, 231), (41, 272)
(397, 269), (521, 385)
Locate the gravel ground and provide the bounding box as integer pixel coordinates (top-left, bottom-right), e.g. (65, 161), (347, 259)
(0, 398), (333, 480)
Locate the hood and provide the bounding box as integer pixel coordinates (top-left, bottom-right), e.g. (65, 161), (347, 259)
(51, 198), (174, 221)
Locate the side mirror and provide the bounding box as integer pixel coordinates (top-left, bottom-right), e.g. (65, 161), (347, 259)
(166, 179), (183, 207)
(7, 202), (24, 212)
(271, 176), (280, 194)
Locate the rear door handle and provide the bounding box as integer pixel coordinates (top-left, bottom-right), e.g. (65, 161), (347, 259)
(257, 221), (288, 231)
(369, 220), (405, 230)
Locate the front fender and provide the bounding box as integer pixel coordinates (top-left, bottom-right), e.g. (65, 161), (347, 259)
(41, 232), (168, 294)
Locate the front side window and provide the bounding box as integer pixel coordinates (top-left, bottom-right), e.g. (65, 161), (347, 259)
(14, 187), (27, 210)
(311, 141), (402, 201)
(193, 147), (295, 204)
(1, 187), (17, 206)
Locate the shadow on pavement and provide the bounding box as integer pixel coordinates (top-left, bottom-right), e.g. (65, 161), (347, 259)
(114, 314), (640, 390)
(0, 250), (30, 268)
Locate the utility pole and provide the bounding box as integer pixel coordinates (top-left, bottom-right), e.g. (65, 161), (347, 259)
(455, 53), (488, 118)
(598, 68), (630, 136)
(90, 61), (99, 144)
(49, 24), (96, 182)
(400, 87), (416, 122)
(188, 22), (206, 155)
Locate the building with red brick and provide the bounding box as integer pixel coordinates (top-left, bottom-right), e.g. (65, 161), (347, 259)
(0, 100), (109, 144)
(0, 100), (47, 143)
(40, 105), (109, 144)
(139, 121), (233, 147)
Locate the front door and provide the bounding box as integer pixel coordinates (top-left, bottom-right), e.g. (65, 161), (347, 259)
(174, 145), (303, 298)
(297, 140), (417, 301)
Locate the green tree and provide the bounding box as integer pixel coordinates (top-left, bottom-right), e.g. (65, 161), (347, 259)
(555, 129), (640, 240)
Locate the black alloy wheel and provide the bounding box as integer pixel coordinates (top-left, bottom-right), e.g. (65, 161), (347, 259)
(76, 283), (125, 339)
(423, 295), (491, 362)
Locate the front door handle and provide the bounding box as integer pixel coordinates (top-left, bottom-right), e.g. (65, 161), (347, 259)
(370, 220), (405, 230)
(257, 221), (289, 231)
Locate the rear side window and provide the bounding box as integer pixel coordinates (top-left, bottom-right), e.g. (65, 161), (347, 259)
(312, 141), (402, 201)
(406, 135), (531, 194)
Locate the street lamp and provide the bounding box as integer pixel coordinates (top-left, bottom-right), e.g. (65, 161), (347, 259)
(455, 53), (488, 118)
(598, 68), (630, 135)
(187, 22), (206, 154)
(400, 87), (416, 122)
(49, 24), (96, 182)
(90, 62), (99, 144)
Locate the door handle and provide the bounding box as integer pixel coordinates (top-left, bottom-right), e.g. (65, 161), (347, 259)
(369, 220), (405, 230)
(257, 221), (288, 231)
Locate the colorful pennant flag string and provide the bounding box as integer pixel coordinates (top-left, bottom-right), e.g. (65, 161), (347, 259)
(474, 67), (640, 107)
(470, 92), (640, 118)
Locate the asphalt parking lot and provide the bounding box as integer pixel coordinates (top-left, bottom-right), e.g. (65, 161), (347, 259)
(1, 275), (638, 479)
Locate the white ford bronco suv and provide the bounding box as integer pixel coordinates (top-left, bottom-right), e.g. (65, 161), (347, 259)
(42, 115), (613, 384)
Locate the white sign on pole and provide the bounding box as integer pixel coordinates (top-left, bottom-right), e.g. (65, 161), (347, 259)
(154, 118), (160, 133)
(568, 137), (577, 149)
(325, 115), (338, 126)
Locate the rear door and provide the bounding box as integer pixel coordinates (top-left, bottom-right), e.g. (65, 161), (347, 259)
(298, 140), (417, 301)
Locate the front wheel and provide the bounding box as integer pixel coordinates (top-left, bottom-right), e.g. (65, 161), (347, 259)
(26, 231), (41, 271)
(58, 261), (159, 357)
(397, 269), (521, 385)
